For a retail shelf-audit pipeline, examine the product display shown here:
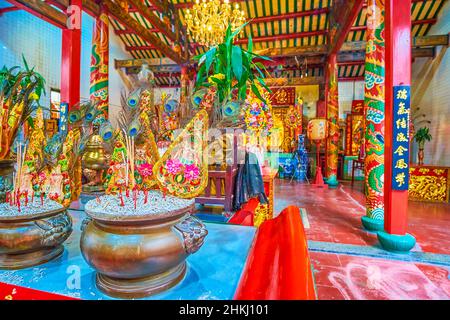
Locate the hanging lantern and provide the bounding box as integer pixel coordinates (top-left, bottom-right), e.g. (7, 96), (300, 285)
(307, 118), (328, 141)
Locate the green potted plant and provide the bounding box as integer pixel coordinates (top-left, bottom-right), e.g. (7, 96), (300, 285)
(0, 56), (45, 203)
(413, 126), (432, 165)
(192, 23), (272, 125)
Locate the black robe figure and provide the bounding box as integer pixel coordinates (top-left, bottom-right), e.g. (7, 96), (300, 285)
(233, 152), (268, 211)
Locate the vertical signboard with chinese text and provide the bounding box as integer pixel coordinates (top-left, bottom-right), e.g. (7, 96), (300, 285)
(392, 86), (411, 191)
(59, 102), (69, 136)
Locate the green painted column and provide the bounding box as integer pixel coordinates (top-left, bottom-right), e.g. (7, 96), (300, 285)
(325, 53), (339, 188)
(361, 0), (385, 232)
(89, 7), (109, 119)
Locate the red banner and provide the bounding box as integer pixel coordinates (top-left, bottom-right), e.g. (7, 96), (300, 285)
(269, 87), (296, 106)
(345, 115), (353, 156)
(351, 100), (364, 114)
(316, 100), (326, 118)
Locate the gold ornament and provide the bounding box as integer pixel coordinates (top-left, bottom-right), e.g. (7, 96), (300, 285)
(185, 0), (246, 47)
(254, 203), (270, 227)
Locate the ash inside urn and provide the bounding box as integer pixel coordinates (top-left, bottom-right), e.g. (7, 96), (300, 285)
(84, 190), (194, 217)
(0, 198), (64, 217)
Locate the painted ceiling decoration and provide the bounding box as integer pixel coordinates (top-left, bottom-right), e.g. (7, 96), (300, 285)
(106, 0), (446, 86)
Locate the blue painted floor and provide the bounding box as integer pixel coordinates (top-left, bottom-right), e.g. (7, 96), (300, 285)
(0, 210), (256, 300)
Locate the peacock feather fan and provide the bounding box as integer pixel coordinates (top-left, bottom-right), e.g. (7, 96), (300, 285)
(68, 99), (102, 126)
(99, 121), (114, 142)
(191, 88), (207, 109)
(126, 88), (142, 109)
(117, 91), (144, 139)
(38, 131), (66, 171)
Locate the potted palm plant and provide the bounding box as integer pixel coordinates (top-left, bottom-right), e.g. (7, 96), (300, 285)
(192, 23), (272, 126)
(413, 126), (432, 165)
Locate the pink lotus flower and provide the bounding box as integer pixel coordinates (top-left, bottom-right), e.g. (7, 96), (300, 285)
(137, 163), (154, 178)
(166, 158), (183, 175)
(38, 172), (47, 183)
(184, 164), (200, 181)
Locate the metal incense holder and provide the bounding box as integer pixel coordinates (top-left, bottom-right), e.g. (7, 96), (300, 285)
(80, 193), (208, 298)
(0, 206), (73, 269)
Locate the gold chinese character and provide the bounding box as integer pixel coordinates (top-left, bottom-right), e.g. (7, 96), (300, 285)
(395, 172), (406, 187)
(396, 118), (407, 129)
(396, 89), (408, 100)
(397, 102), (409, 115)
(396, 133), (408, 142)
(395, 159), (408, 169)
(394, 145), (408, 156)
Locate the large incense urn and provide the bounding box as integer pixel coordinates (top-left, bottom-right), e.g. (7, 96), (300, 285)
(80, 191), (207, 298)
(0, 204), (73, 269)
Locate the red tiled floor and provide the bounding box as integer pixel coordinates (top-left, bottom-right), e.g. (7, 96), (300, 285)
(274, 179), (450, 254)
(415, 264), (450, 297)
(315, 285), (346, 300)
(310, 252), (450, 300)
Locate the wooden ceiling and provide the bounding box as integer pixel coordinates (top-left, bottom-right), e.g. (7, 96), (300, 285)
(109, 0), (447, 85)
(3, 0), (447, 85)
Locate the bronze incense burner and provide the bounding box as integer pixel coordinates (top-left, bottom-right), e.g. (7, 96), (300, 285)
(0, 207), (73, 269)
(80, 201), (207, 298)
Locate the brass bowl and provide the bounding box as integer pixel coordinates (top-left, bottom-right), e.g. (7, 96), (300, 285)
(0, 207), (73, 269)
(80, 203), (207, 299)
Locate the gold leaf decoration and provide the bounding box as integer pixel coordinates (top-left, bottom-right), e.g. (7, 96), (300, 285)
(153, 110), (209, 198)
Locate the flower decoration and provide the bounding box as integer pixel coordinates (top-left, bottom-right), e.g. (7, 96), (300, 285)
(199, 87), (216, 111)
(184, 164), (200, 181)
(241, 86), (274, 137)
(137, 163), (154, 178)
(165, 158), (183, 175)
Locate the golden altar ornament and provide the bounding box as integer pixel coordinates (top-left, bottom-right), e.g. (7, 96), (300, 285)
(408, 165), (449, 202)
(82, 134), (109, 193)
(185, 0), (246, 47)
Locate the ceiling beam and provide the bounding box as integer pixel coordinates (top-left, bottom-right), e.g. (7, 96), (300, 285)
(151, 75), (367, 86)
(127, 0), (178, 43)
(328, 0), (365, 55)
(413, 47), (436, 58)
(235, 30), (328, 44)
(340, 34), (450, 52)
(341, 41), (366, 51)
(349, 18), (438, 33)
(121, 32), (448, 65)
(339, 76), (365, 82)
(250, 8), (329, 24)
(7, 0), (67, 29)
(338, 50), (366, 62)
(115, 28), (158, 35)
(126, 45), (156, 51)
(166, 0), (244, 10)
(338, 60), (365, 66)
(255, 45), (328, 57)
(102, 0), (183, 65)
(115, 58), (178, 69)
(265, 76), (325, 86)
(47, 0), (99, 17)
(413, 34), (449, 47)
(0, 6), (20, 14)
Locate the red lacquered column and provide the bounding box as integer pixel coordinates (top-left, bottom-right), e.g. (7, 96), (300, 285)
(61, 0), (82, 111)
(377, 0), (416, 252)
